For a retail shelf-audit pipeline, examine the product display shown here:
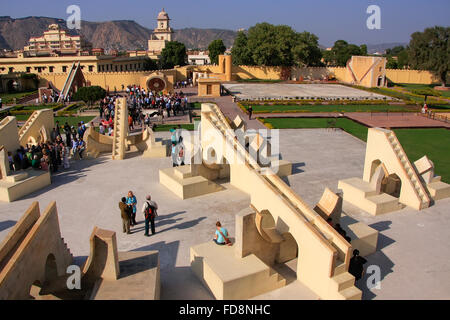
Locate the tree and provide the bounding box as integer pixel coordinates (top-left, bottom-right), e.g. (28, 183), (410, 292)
(386, 57), (399, 69)
(323, 40), (368, 66)
(231, 31), (253, 65)
(72, 86), (106, 106)
(143, 57), (158, 71)
(208, 39), (226, 65)
(408, 26), (449, 86)
(385, 45), (409, 69)
(231, 23), (322, 67)
(292, 31), (323, 67)
(160, 41), (187, 69)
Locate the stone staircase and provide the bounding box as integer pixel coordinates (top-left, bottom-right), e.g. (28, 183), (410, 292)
(18, 110), (39, 141)
(58, 62), (79, 102)
(332, 260), (362, 300)
(205, 104), (361, 300)
(386, 131), (430, 209)
(112, 101), (125, 160)
(190, 242), (286, 300)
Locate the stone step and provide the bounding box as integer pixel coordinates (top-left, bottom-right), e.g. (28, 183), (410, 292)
(332, 272), (355, 291)
(339, 286), (362, 300)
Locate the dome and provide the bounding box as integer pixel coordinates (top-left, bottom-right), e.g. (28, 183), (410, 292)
(157, 9), (169, 20)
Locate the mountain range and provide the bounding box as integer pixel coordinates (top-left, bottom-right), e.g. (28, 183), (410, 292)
(0, 16), (406, 54)
(0, 16), (237, 51)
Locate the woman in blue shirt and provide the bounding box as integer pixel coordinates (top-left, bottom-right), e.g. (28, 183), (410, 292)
(126, 191), (137, 226)
(213, 221), (231, 246)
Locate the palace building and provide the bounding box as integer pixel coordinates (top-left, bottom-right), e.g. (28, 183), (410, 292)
(24, 24), (93, 57)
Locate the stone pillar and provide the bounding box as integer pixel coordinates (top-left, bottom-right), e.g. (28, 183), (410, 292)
(225, 55), (232, 82)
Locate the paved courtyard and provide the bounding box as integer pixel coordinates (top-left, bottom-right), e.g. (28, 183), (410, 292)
(0, 129), (449, 300)
(223, 83), (392, 100)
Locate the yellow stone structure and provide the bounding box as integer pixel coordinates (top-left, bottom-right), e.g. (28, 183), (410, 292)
(413, 156), (450, 201)
(344, 56), (387, 87)
(339, 128), (450, 215)
(110, 97), (167, 161)
(0, 202), (73, 299)
(0, 116), (51, 202)
(0, 201), (161, 300)
(18, 108), (54, 146)
(158, 103), (380, 300)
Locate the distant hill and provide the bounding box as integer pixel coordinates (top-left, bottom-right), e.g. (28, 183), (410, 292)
(366, 42), (408, 54)
(0, 16), (237, 51)
(174, 28), (237, 49)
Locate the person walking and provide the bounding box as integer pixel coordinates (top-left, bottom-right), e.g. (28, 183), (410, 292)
(119, 197), (131, 234)
(348, 249), (367, 281)
(126, 191), (138, 226)
(248, 106), (253, 120)
(142, 195), (158, 237)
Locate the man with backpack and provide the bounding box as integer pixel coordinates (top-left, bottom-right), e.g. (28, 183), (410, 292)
(142, 195), (158, 237)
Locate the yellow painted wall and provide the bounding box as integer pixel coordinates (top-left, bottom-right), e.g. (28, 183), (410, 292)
(29, 60), (440, 93)
(385, 69), (439, 84)
(0, 117), (20, 154)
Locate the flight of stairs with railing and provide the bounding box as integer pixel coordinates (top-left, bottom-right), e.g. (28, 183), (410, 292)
(112, 102), (125, 160)
(58, 62), (79, 103)
(204, 104), (362, 299)
(386, 131), (430, 209)
(18, 110), (40, 141)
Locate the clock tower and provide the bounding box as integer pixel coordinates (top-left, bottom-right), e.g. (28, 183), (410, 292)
(147, 8), (174, 58)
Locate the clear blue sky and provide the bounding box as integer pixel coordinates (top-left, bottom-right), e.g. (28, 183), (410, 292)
(1, 0), (449, 47)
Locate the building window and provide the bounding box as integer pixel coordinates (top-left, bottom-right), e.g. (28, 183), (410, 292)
(207, 85), (212, 95)
(26, 67), (31, 73)
(8, 67), (14, 73)
(49, 66), (54, 73)
(62, 66), (67, 72)
(89, 66), (94, 72)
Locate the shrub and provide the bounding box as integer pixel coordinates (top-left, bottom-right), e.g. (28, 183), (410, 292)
(72, 86), (106, 106)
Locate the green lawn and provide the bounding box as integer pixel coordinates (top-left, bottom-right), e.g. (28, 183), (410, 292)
(152, 124), (195, 132)
(0, 90), (37, 104)
(261, 117), (368, 141)
(262, 117), (449, 182)
(15, 114), (95, 127)
(246, 104), (417, 114)
(393, 128), (450, 183)
(395, 83), (450, 98)
(191, 102), (203, 110)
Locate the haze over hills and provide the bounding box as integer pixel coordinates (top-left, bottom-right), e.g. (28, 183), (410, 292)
(0, 16), (406, 54)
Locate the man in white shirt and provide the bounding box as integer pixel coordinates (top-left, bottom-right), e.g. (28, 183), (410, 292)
(142, 195), (158, 236)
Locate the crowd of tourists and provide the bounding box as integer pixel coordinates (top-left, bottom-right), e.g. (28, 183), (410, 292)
(9, 120), (89, 174)
(40, 91), (72, 104)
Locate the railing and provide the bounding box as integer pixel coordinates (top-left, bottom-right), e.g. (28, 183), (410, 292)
(418, 111), (450, 124)
(384, 130), (430, 208)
